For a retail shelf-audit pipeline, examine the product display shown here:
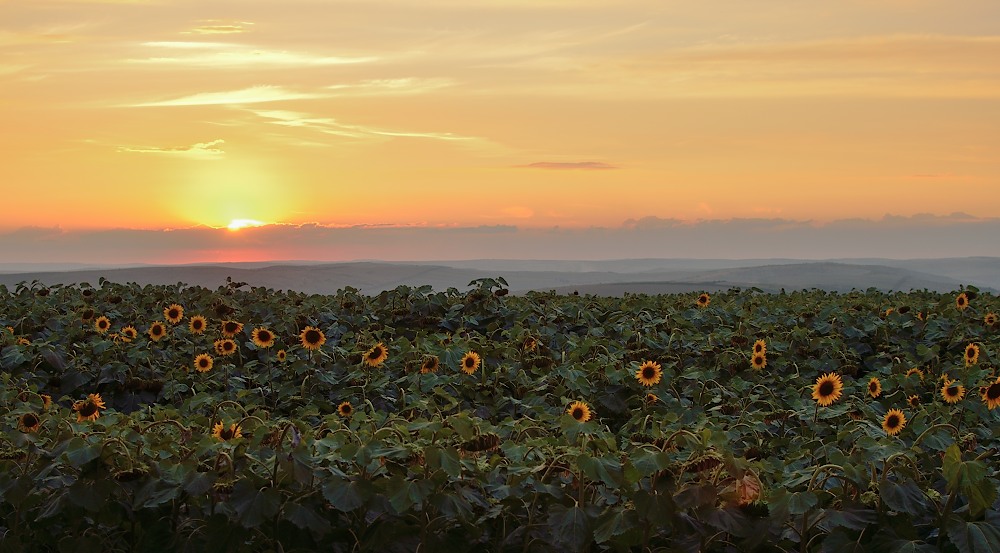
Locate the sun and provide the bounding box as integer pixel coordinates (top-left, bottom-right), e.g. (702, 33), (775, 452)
(227, 219), (265, 231)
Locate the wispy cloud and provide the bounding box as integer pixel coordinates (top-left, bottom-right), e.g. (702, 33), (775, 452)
(518, 161), (618, 170)
(128, 86), (323, 107)
(128, 41), (376, 68)
(327, 78), (457, 96)
(183, 21), (254, 35)
(250, 109), (478, 142)
(116, 139), (225, 159)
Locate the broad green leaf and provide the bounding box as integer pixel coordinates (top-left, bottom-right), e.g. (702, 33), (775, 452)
(283, 503), (331, 536)
(547, 504), (592, 552)
(229, 481), (282, 528)
(577, 453), (623, 488)
(947, 518), (1000, 553)
(322, 477), (367, 512)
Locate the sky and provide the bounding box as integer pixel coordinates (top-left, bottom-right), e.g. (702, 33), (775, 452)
(1, 0), (999, 263)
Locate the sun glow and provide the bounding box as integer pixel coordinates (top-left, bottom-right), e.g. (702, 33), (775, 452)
(227, 219), (264, 230)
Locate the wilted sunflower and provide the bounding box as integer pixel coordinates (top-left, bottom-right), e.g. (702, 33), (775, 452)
(81, 308), (95, 323)
(221, 320), (244, 339)
(750, 353), (767, 371)
(965, 343), (980, 366)
(337, 401), (353, 417)
(120, 326), (138, 342)
(867, 377), (882, 398)
(215, 339), (237, 356)
(188, 315), (207, 335)
(955, 293), (969, 311)
(981, 377), (1000, 410)
(94, 316), (111, 334)
(212, 422), (243, 441)
(882, 409), (906, 436)
(40, 394), (52, 410)
(907, 394), (921, 408)
(696, 293), (711, 308)
(147, 321), (167, 341)
(164, 304), (184, 325)
(194, 353), (213, 373)
(567, 401), (592, 422)
(523, 336), (538, 352)
(364, 342), (388, 367)
(421, 355), (439, 374)
(276, 349), (287, 362)
(644, 393), (659, 405)
(73, 393), (106, 422)
(16, 337), (30, 346)
(941, 379), (965, 404)
(812, 373), (843, 407)
(299, 326), (325, 351)
(251, 327), (275, 349)
(905, 367), (924, 380)
(985, 312), (999, 327)
(635, 360), (662, 386)
(460, 351), (481, 375)
(752, 339), (767, 355)
(18, 412), (41, 433)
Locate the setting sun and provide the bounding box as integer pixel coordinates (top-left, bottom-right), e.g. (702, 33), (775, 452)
(227, 219), (265, 231)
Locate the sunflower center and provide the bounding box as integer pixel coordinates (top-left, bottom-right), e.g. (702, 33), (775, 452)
(819, 381), (834, 396)
(946, 386), (959, 397)
(221, 428), (234, 440)
(193, 320), (204, 329)
(369, 348), (383, 359)
(342, 405), (352, 415)
(22, 413), (39, 427)
(168, 309), (179, 319)
(643, 367), (656, 378)
(887, 415), (899, 427)
(465, 357), (475, 367)
(305, 330), (320, 343)
(223, 342), (234, 351)
(79, 402), (98, 417)
(259, 331), (272, 341)
(225, 322), (239, 333)
(967, 349), (975, 359)
(987, 384), (1000, 400)
(572, 408), (584, 420)
(199, 358), (210, 368)
(869, 382), (877, 392)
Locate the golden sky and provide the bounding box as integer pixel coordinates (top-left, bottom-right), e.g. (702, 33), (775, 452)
(2, 0), (999, 237)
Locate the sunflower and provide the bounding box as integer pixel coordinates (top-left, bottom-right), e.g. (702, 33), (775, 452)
(72, 393), (106, 422)
(81, 308), (95, 323)
(194, 353), (214, 373)
(523, 336), (538, 352)
(907, 394), (921, 408)
(212, 421), (243, 441)
(147, 321), (167, 342)
(696, 293), (711, 308)
(460, 351), (481, 375)
(985, 312), (998, 327)
(364, 342), (388, 367)
(40, 394), (52, 410)
(164, 304), (184, 325)
(276, 349), (287, 362)
(941, 379), (965, 404)
(221, 320), (244, 338)
(644, 393), (658, 405)
(905, 367), (924, 380)
(981, 377), (1000, 410)
(965, 343), (980, 366)
(567, 401), (592, 422)
(812, 373), (844, 407)
(635, 360), (662, 386)
(251, 327), (275, 349)
(188, 315), (207, 335)
(955, 293), (969, 311)
(337, 401), (353, 417)
(882, 409), (906, 436)
(916, 311), (925, 321)
(750, 353), (767, 371)
(17, 412), (40, 433)
(16, 337), (30, 346)
(752, 339), (767, 355)
(215, 339), (237, 356)
(421, 355), (439, 374)
(120, 326), (138, 342)
(867, 377), (882, 398)
(94, 316), (111, 334)
(299, 326), (325, 351)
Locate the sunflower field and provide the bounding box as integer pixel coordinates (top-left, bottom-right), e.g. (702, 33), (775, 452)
(1, 277), (999, 552)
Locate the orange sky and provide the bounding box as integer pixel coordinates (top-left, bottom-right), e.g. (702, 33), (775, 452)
(2, 0), (999, 234)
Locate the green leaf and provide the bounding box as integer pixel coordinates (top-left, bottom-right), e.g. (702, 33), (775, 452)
(880, 478), (928, 515)
(229, 480), (281, 528)
(63, 437), (101, 467)
(942, 444), (995, 517)
(593, 508), (639, 544)
(547, 504), (592, 552)
(135, 480), (179, 509)
(283, 503), (331, 536)
(947, 518), (1000, 553)
(577, 454), (623, 488)
(787, 491), (818, 515)
(322, 477), (367, 512)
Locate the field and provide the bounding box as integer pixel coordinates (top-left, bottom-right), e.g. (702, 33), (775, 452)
(1, 277), (999, 552)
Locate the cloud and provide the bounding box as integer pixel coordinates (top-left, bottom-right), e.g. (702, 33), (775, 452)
(117, 139), (225, 159)
(517, 161), (618, 170)
(128, 86), (323, 107)
(183, 21), (254, 35)
(327, 78), (457, 96)
(249, 109), (479, 142)
(129, 41), (376, 68)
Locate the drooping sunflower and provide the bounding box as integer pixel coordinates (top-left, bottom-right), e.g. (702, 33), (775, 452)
(17, 412), (41, 433)
(276, 349), (287, 362)
(882, 409), (906, 436)
(567, 401), (592, 422)
(188, 315), (207, 335)
(907, 394), (921, 408)
(94, 316), (111, 334)
(421, 355), (439, 374)
(644, 393), (659, 405)
(72, 393), (106, 422)
(752, 339), (767, 355)
(164, 304), (184, 325)
(251, 327), (275, 349)
(40, 394), (52, 410)
(985, 312), (998, 327)
(460, 351), (481, 375)
(635, 360), (662, 386)
(299, 326), (325, 351)
(696, 293), (711, 308)
(867, 377), (882, 398)
(212, 421), (243, 441)
(194, 353), (214, 373)
(941, 379), (965, 404)
(955, 293), (969, 311)
(120, 326), (138, 343)
(221, 320), (244, 339)
(364, 342), (388, 367)
(750, 353), (767, 371)
(337, 401), (353, 417)
(215, 339), (237, 357)
(147, 321), (167, 342)
(811, 373), (844, 407)
(905, 367), (924, 380)
(17, 337), (30, 346)
(981, 377), (1000, 410)
(81, 308), (95, 323)
(523, 336), (538, 352)
(965, 343), (980, 366)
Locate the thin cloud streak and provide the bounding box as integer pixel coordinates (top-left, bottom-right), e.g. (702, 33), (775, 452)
(127, 86), (324, 107)
(116, 139), (225, 158)
(518, 161), (617, 170)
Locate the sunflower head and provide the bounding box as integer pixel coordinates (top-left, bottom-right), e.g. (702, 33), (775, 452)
(752, 339), (767, 355)
(750, 353), (767, 371)
(94, 316), (111, 334)
(215, 339), (237, 356)
(905, 367), (924, 380)
(120, 326), (138, 342)
(221, 320), (244, 338)
(164, 304), (184, 325)
(811, 372), (844, 407)
(644, 393), (658, 405)
(251, 327), (275, 349)
(212, 422), (243, 441)
(40, 394), (52, 410)
(276, 349), (287, 362)
(696, 293), (711, 308)
(299, 326), (326, 351)
(194, 353), (214, 373)
(956, 293), (969, 311)
(364, 342), (388, 367)
(965, 343), (980, 366)
(635, 360), (662, 386)
(907, 394), (921, 408)
(985, 312), (998, 327)
(338, 401), (353, 417)
(72, 393), (107, 422)
(882, 409), (906, 436)
(147, 321), (167, 341)
(460, 351), (481, 375)
(421, 355), (439, 374)
(981, 377), (1000, 410)
(81, 308), (95, 323)
(17, 412), (41, 433)
(188, 315), (207, 334)
(523, 336), (538, 352)
(867, 377), (882, 398)
(941, 379), (965, 404)
(567, 401), (592, 423)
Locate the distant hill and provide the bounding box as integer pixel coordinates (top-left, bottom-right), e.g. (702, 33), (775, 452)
(0, 258), (994, 296)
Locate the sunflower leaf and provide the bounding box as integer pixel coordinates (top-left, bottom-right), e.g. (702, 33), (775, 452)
(229, 480), (282, 528)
